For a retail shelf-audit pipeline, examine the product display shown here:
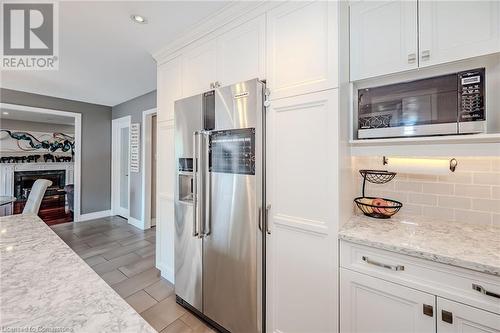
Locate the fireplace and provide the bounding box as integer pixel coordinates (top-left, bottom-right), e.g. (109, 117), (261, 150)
(13, 170), (72, 225)
(14, 170), (66, 199)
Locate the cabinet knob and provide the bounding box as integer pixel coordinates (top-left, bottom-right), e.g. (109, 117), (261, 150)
(423, 304), (433, 317)
(421, 50), (430, 61)
(442, 310), (453, 324)
(407, 53), (416, 64)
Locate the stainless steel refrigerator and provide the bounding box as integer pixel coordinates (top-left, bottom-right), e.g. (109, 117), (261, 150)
(174, 79), (266, 333)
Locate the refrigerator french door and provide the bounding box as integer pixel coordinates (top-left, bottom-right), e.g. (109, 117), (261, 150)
(174, 79), (265, 333)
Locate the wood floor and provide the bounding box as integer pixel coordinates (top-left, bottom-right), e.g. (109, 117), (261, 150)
(51, 216), (214, 333)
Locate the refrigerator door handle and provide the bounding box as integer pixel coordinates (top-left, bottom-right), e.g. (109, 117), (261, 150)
(201, 131), (211, 237)
(192, 131), (200, 237)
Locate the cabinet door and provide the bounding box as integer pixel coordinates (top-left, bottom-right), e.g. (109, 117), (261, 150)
(266, 1), (338, 100)
(181, 39), (216, 98)
(266, 90), (338, 333)
(419, 1), (500, 67)
(437, 298), (500, 333)
(350, 1), (418, 81)
(155, 120), (175, 282)
(341, 268), (436, 333)
(157, 57), (182, 122)
(216, 15), (265, 87)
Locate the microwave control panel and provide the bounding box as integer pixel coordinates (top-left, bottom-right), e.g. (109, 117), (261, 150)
(458, 68), (485, 122)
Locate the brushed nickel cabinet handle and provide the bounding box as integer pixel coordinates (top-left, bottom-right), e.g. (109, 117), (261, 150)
(265, 204), (271, 235)
(408, 53), (416, 64)
(473, 284), (500, 299)
(361, 256), (405, 271)
(421, 50), (430, 61)
(258, 207), (262, 231)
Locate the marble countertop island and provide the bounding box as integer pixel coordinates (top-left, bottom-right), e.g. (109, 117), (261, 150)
(0, 214), (156, 333)
(339, 214), (500, 276)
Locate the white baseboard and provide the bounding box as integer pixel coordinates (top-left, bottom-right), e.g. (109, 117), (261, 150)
(157, 261), (174, 284)
(128, 216), (147, 230)
(77, 210), (111, 222)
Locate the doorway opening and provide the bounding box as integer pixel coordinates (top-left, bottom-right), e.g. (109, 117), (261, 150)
(0, 103), (82, 224)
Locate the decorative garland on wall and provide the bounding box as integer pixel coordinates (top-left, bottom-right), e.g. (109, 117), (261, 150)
(0, 129), (75, 154)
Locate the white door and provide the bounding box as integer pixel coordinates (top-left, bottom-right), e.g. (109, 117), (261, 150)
(437, 298), (500, 333)
(419, 1), (500, 68)
(350, 0), (418, 81)
(266, 1), (338, 100)
(341, 268), (436, 333)
(216, 15), (266, 87)
(112, 117), (130, 219)
(266, 90), (338, 333)
(181, 39), (217, 98)
(157, 56), (183, 122)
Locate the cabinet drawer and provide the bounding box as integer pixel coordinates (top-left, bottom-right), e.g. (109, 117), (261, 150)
(340, 240), (500, 315)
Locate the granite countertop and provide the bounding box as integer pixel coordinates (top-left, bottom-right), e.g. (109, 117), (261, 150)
(339, 214), (500, 276)
(0, 214), (156, 333)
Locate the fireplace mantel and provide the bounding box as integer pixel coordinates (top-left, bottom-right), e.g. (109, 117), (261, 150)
(0, 163), (74, 196)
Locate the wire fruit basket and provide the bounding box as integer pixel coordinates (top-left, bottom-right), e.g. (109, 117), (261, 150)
(354, 170), (402, 219)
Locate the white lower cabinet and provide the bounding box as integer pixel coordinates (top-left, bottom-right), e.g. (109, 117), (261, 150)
(341, 268), (436, 333)
(340, 241), (500, 333)
(437, 298), (500, 333)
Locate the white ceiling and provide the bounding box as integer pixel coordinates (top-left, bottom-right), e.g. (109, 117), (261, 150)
(1, 107), (74, 125)
(0, 1), (228, 106)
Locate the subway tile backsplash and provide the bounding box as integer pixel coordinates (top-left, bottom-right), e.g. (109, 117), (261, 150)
(353, 157), (500, 226)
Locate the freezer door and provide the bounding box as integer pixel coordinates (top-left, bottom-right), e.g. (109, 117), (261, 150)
(174, 95), (203, 311)
(202, 79), (264, 333)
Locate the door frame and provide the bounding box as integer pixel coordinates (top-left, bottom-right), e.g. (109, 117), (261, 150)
(111, 116), (131, 219)
(0, 103), (82, 221)
(141, 108), (157, 229)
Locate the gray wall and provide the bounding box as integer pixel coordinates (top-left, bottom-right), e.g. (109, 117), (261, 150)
(1, 119), (75, 134)
(0, 88), (112, 214)
(112, 90), (156, 220)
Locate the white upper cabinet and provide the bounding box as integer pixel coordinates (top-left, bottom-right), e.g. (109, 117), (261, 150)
(419, 1), (500, 67)
(350, 0), (500, 80)
(181, 39), (217, 98)
(266, 1), (338, 100)
(350, 1), (418, 81)
(216, 15), (266, 87)
(437, 298), (500, 333)
(157, 56), (182, 122)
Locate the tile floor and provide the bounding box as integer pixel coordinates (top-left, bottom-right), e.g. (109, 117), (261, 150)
(51, 216), (214, 333)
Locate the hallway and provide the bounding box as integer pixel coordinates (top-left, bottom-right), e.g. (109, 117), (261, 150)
(51, 216), (214, 333)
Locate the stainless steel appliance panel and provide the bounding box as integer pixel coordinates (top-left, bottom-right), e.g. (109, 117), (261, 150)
(174, 95), (203, 311)
(214, 80), (259, 130)
(202, 79), (264, 333)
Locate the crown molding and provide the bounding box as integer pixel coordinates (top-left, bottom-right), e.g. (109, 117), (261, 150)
(152, 1), (277, 64)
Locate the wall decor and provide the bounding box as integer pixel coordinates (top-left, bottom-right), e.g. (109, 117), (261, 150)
(0, 129), (75, 154)
(130, 123), (140, 173)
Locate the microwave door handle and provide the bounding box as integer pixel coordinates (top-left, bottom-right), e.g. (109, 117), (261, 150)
(192, 131), (199, 237)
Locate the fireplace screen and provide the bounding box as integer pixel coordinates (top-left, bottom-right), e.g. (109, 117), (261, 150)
(14, 170), (66, 199)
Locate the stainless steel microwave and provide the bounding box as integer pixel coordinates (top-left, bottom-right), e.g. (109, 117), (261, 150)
(357, 68), (486, 139)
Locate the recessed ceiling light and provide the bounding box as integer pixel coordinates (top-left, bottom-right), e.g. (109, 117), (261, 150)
(2, 112), (9, 115)
(131, 14), (147, 24)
